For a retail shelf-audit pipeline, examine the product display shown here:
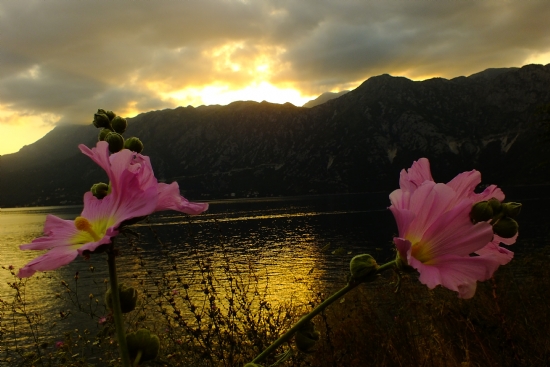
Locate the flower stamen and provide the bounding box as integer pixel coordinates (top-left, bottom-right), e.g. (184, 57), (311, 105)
(74, 216), (101, 241)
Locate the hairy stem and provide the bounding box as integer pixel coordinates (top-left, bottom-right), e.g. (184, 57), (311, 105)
(250, 259), (397, 364)
(107, 245), (131, 367)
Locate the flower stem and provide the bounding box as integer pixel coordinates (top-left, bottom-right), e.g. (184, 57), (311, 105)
(107, 245), (132, 367)
(133, 350), (143, 367)
(250, 259), (397, 364)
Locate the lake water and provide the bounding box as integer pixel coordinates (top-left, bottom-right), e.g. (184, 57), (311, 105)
(1, 191), (549, 349)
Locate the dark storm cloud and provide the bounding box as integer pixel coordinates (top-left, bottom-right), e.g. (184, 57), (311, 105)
(0, 0), (549, 127)
(274, 0), (550, 93)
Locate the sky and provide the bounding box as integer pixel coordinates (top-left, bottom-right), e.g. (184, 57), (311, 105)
(1, 0), (549, 155)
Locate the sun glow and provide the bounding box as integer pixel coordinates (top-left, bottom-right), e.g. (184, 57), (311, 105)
(523, 50), (550, 66)
(0, 109), (61, 155)
(165, 82), (313, 107)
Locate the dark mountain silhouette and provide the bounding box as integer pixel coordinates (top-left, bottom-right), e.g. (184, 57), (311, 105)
(302, 90), (350, 108)
(1, 64), (549, 207)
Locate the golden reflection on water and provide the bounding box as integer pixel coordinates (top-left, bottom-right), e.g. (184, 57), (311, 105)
(0, 196), (394, 348)
(1, 199), (379, 343)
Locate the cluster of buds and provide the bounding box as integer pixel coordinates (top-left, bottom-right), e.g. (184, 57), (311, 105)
(92, 109), (143, 154)
(470, 198), (521, 238)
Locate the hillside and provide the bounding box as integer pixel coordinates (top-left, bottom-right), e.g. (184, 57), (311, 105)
(1, 64), (549, 207)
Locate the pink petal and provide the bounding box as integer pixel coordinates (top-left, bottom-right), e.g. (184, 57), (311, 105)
(79, 142), (111, 175)
(406, 182), (456, 239)
(399, 158), (433, 192)
(18, 247), (79, 278)
(389, 207), (415, 238)
(419, 199), (494, 258)
(389, 189), (411, 210)
(156, 182), (209, 215)
(393, 237), (412, 262)
(446, 170), (481, 198)
(410, 253), (500, 299)
(473, 184), (505, 202)
(78, 228), (118, 254)
(493, 232), (518, 246)
(81, 183), (158, 226)
(475, 241), (514, 265)
(20, 215), (79, 250)
(105, 149), (137, 195)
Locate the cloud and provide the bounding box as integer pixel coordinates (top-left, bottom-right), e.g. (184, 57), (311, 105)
(0, 0), (549, 140)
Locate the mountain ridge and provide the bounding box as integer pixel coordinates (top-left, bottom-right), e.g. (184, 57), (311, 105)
(1, 64), (549, 207)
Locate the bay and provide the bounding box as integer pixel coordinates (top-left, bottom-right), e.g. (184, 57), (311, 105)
(1, 191), (549, 349)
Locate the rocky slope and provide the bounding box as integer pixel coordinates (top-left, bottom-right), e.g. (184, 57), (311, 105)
(1, 64), (549, 207)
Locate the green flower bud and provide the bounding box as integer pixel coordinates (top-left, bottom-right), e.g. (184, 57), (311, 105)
(91, 182), (110, 199)
(111, 116), (128, 134)
(104, 110), (116, 121)
(105, 284), (138, 313)
(93, 112), (110, 128)
(126, 329), (160, 363)
(98, 128), (113, 141)
(105, 132), (124, 153)
(493, 217), (519, 238)
(488, 198), (502, 216)
(470, 201), (493, 223)
(502, 202), (522, 218)
(350, 254), (379, 282)
(97, 109), (116, 121)
(124, 137), (144, 153)
(294, 320), (320, 353)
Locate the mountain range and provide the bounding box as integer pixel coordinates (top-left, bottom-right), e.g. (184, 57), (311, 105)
(1, 64), (549, 207)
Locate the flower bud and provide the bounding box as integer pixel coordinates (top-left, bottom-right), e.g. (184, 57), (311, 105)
(126, 329), (160, 363)
(350, 254), (379, 282)
(470, 201), (493, 223)
(502, 202), (522, 218)
(104, 110), (116, 121)
(105, 284), (138, 313)
(93, 112), (110, 128)
(98, 128), (112, 141)
(493, 217), (519, 238)
(97, 109), (116, 121)
(124, 137), (144, 153)
(111, 116), (128, 134)
(488, 198), (502, 216)
(91, 182), (110, 199)
(294, 320), (320, 353)
(105, 132), (124, 153)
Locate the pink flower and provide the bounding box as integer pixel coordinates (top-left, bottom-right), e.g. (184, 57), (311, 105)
(390, 158), (515, 298)
(18, 142), (208, 278)
(55, 341), (64, 348)
(79, 142), (208, 215)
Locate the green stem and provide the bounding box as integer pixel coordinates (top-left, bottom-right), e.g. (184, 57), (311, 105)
(107, 246), (132, 367)
(133, 350), (143, 367)
(250, 259), (397, 364)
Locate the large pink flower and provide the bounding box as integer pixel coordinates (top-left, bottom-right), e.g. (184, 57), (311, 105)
(390, 158), (515, 298)
(18, 142), (208, 278)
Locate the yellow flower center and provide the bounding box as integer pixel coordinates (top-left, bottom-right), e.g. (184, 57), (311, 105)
(410, 241), (435, 265)
(74, 216), (101, 241)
